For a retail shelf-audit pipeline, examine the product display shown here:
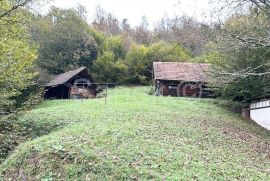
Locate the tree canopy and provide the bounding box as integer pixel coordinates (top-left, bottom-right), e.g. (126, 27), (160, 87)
(0, 0), (37, 112)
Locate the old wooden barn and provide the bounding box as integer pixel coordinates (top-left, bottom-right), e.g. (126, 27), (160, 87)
(44, 67), (98, 99)
(153, 62), (211, 97)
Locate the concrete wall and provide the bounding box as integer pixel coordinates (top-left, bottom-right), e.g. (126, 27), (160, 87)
(250, 100), (270, 130)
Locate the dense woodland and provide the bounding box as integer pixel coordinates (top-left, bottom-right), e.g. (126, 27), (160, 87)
(1, 0), (270, 113)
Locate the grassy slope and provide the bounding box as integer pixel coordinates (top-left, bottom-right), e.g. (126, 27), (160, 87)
(1, 87), (270, 180)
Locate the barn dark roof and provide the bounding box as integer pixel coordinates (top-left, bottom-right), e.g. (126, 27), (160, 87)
(153, 62), (210, 82)
(46, 67), (87, 87)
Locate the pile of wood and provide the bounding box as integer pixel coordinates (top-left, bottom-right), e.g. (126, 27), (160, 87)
(70, 87), (96, 99)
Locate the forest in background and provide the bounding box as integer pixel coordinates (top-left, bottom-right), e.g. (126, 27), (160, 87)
(1, 0), (270, 113)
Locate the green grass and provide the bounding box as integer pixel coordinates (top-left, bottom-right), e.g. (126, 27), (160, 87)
(1, 87), (270, 180)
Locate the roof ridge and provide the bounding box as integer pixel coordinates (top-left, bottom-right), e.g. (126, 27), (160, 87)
(45, 67), (88, 87)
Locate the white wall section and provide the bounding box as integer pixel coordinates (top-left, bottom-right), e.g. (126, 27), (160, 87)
(250, 100), (270, 130)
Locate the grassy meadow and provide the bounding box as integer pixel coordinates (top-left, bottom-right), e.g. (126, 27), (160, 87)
(1, 87), (270, 180)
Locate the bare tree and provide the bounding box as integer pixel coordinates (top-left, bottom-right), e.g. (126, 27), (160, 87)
(134, 16), (152, 45)
(92, 6), (121, 36)
(206, 0), (270, 79)
(154, 16), (213, 56)
(231, 0), (270, 16)
(213, 0), (270, 47)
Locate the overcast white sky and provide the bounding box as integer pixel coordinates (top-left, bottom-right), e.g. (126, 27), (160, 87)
(44, 0), (212, 27)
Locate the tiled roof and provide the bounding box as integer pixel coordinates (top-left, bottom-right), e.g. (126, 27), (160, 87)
(153, 62), (210, 82)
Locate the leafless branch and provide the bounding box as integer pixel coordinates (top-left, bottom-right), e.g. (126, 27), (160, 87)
(214, 71), (270, 76)
(248, 0), (270, 15)
(221, 0), (270, 13)
(216, 26), (270, 47)
(210, 63), (270, 78)
(0, 0), (33, 19)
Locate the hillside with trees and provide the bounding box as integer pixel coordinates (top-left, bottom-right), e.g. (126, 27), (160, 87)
(1, 0), (270, 113)
(1, 0), (270, 179)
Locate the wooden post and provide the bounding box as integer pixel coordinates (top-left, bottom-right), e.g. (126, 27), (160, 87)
(105, 84), (108, 105)
(242, 108), (250, 119)
(62, 86), (64, 99)
(68, 87), (71, 99)
(161, 82), (163, 96)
